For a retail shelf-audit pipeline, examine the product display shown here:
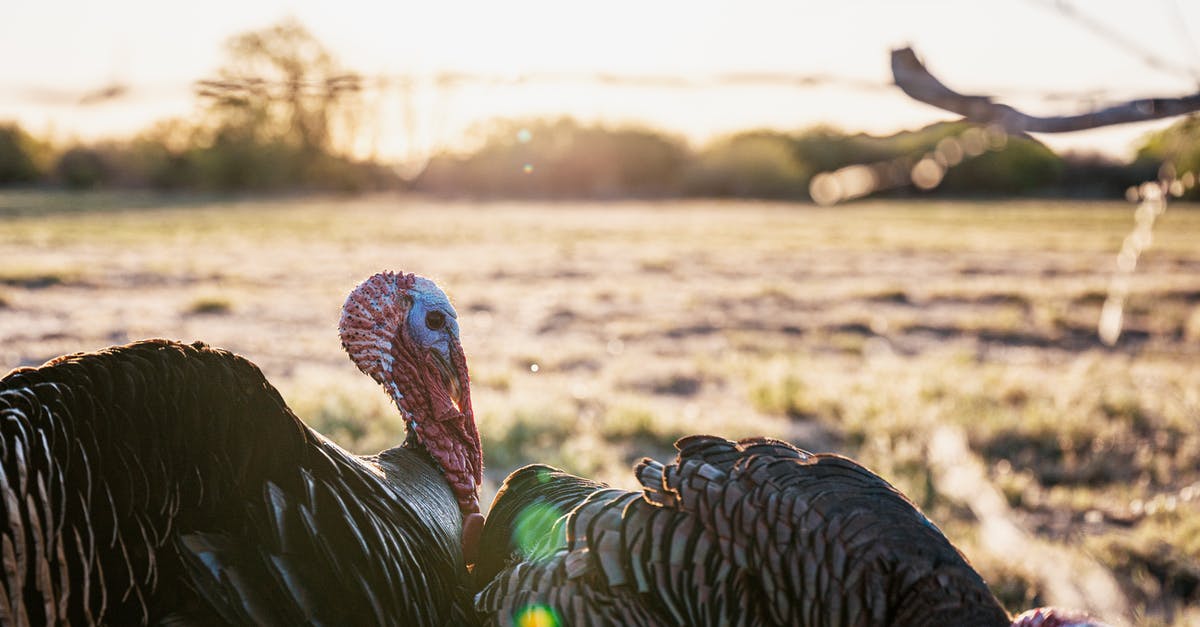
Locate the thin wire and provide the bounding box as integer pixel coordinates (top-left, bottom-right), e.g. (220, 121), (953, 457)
(1164, 0), (1200, 87)
(6, 71), (1178, 110)
(1026, 0), (1198, 81)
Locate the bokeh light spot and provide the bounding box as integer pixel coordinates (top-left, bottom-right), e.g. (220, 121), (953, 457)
(517, 128), (532, 144)
(834, 164), (877, 200)
(513, 502), (562, 555)
(985, 124), (1008, 149)
(960, 128), (987, 156)
(910, 157), (945, 190)
(808, 172), (842, 206)
(515, 604), (560, 627)
(935, 137), (963, 167)
(523, 164), (534, 174)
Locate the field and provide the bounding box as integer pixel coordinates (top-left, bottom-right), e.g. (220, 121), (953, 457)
(1, 192), (1198, 625)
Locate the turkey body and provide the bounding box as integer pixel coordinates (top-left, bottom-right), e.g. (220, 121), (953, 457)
(476, 435), (1013, 627)
(0, 340), (476, 625)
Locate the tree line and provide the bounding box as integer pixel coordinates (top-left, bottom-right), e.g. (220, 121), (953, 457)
(0, 19), (1192, 201)
(415, 118), (1177, 200)
(6, 113), (1186, 200)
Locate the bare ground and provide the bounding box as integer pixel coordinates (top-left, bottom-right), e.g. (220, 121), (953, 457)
(2, 194), (1198, 625)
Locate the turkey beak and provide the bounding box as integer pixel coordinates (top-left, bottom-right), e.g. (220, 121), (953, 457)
(431, 349), (464, 413)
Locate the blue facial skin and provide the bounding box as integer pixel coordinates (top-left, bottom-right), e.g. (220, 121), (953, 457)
(406, 276), (461, 365)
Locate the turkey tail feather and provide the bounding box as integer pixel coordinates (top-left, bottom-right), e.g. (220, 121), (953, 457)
(477, 435), (1013, 627)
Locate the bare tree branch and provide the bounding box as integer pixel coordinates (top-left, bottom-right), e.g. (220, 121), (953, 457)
(891, 46), (1200, 133)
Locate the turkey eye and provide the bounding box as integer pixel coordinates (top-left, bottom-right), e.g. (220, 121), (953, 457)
(425, 310), (446, 331)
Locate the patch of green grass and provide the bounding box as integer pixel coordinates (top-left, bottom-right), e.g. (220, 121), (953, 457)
(862, 288), (910, 304)
(744, 349), (1200, 623)
(824, 331), (870, 355)
(1072, 289), (1109, 307)
(481, 407), (580, 471)
(748, 362), (834, 421)
(1086, 510), (1200, 621)
(477, 370), (512, 392)
(622, 372), (705, 397)
(599, 405), (689, 451)
(638, 257), (676, 274)
(0, 268), (80, 288)
(185, 296), (233, 315)
(968, 551), (1047, 616)
(284, 380), (406, 455)
(963, 373), (1200, 494)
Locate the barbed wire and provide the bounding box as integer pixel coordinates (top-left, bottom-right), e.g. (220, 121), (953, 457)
(1164, 0), (1200, 86)
(1025, 0), (1200, 84)
(0, 69), (1181, 110)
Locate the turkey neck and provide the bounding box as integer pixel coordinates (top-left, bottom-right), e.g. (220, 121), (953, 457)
(375, 446), (465, 554)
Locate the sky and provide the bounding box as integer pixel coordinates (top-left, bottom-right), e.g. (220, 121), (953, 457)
(2, 0), (1198, 164)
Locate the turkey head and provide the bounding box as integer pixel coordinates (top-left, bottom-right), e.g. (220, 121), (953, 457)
(338, 271), (482, 518)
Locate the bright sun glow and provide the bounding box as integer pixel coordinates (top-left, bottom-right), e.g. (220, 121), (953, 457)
(1, 0), (1195, 160)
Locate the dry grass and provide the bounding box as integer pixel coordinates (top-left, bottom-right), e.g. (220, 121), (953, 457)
(2, 192), (1198, 624)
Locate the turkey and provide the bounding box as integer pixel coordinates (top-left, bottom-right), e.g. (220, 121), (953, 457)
(475, 435), (1109, 627)
(0, 271), (483, 625)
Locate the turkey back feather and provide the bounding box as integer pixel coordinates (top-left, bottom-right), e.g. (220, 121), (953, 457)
(0, 339), (476, 625)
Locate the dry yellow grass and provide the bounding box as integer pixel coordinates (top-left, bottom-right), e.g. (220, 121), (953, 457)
(1, 193), (1198, 624)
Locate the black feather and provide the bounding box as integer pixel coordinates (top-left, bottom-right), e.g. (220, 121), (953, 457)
(476, 435), (1012, 627)
(0, 339), (477, 625)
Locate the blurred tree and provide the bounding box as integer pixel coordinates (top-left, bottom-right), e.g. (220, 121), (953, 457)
(684, 131), (809, 198)
(792, 126), (891, 174)
(54, 147), (112, 190)
(416, 118), (1087, 200)
(795, 122), (1065, 198)
(126, 119), (201, 189)
(188, 18), (360, 188)
(1056, 151), (1157, 198)
(1136, 115), (1200, 199)
(941, 137), (1062, 194)
(0, 123), (49, 184)
(416, 118), (687, 198)
(197, 18), (362, 156)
